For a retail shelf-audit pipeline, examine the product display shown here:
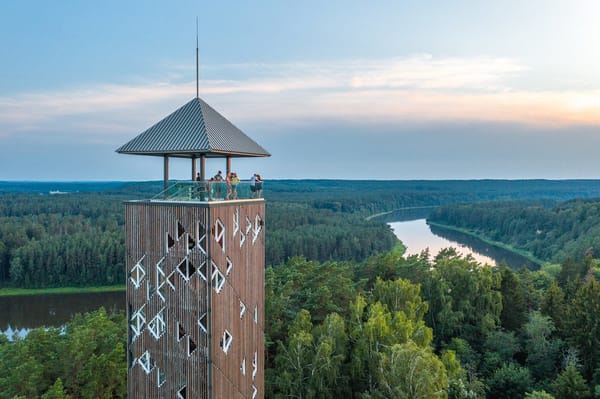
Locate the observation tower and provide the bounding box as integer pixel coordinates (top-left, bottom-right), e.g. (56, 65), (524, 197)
(117, 94), (269, 398)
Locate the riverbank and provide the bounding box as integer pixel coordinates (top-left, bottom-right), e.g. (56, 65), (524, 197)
(0, 285), (125, 297)
(427, 221), (548, 268)
(366, 206), (437, 221)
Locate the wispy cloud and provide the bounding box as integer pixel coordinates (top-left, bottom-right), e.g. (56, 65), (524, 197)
(1, 55), (600, 142)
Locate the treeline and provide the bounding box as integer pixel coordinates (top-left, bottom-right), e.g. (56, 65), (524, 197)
(3, 249), (599, 398)
(266, 179), (600, 215)
(429, 198), (600, 263)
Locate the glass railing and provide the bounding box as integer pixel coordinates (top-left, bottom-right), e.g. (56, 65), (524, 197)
(150, 180), (264, 202)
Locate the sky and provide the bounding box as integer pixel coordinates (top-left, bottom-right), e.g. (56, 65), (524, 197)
(1, 0), (600, 181)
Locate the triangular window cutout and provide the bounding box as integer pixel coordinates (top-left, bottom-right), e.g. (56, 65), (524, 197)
(188, 234), (195, 250)
(214, 219), (225, 252)
(246, 216), (252, 235)
(198, 261), (207, 281)
(221, 330), (233, 353)
(157, 368), (166, 387)
(212, 263), (225, 293)
(197, 222), (207, 255)
(177, 258), (196, 281)
(178, 322), (186, 341)
(177, 221), (185, 239)
(167, 233), (175, 249)
(188, 336), (197, 355)
(188, 260), (196, 278)
(198, 313), (207, 334)
(226, 257), (233, 275)
(177, 386), (187, 399)
(167, 271), (176, 291)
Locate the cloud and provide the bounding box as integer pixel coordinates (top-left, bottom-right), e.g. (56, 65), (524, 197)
(1, 54), (600, 144)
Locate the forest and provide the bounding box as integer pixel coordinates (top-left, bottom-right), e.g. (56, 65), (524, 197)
(2, 249), (599, 398)
(3, 179), (600, 398)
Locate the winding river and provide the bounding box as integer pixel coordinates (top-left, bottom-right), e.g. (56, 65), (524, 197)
(389, 218), (539, 270)
(1, 214), (538, 338)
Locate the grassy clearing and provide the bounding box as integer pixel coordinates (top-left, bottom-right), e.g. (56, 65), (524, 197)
(0, 285), (125, 297)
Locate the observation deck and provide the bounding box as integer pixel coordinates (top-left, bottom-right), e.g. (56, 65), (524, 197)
(147, 180), (264, 203)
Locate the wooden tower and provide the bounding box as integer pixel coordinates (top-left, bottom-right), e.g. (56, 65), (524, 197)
(117, 97), (270, 399)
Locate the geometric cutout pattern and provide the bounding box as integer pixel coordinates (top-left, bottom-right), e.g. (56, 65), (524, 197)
(177, 257), (196, 281)
(253, 214), (263, 244)
(252, 351), (258, 380)
(226, 257), (233, 275)
(241, 357), (246, 376)
(139, 350), (152, 374)
(212, 262), (225, 293)
(167, 271), (176, 291)
(198, 313), (207, 334)
(157, 367), (166, 387)
(130, 305), (146, 337)
(130, 256), (146, 289)
(148, 308), (166, 340)
(177, 221), (185, 239)
(167, 233), (175, 250)
(156, 258), (166, 302)
(215, 218), (225, 252)
(240, 301), (246, 319)
(245, 216), (252, 235)
(146, 278), (155, 301)
(198, 260), (207, 281)
(178, 322), (186, 341)
(197, 222), (207, 255)
(188, 336), (197, 356)
(233, 208), (239, 238)
(221, 330), (233, 354)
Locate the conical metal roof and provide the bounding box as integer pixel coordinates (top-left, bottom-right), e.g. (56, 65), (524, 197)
(116, 97), (270, 158)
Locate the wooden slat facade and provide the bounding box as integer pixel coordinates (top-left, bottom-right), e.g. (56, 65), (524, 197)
(125, 200), (265, 399)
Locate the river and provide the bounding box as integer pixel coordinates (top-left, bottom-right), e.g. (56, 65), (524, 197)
(389, 218), (539, 269)
(0, 291), (124, 340)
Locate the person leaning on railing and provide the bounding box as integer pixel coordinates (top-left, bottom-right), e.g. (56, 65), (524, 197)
(249, 173), (263, 198)
(255, 174), (263, 198)
(230, 172), (240, 199)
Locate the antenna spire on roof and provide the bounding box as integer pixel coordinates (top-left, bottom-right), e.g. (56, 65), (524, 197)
(196, 17), (199, 99)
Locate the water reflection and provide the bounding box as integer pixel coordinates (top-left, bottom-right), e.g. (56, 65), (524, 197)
(429, 224), (539, 270)
(0, 291), (124, 339)
(389, 219), (539, 270)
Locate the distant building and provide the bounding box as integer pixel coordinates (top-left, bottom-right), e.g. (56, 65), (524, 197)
(117, 96), (269, 399)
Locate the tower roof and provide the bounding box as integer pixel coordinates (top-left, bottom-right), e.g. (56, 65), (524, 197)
(116, 97), (270, 158)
